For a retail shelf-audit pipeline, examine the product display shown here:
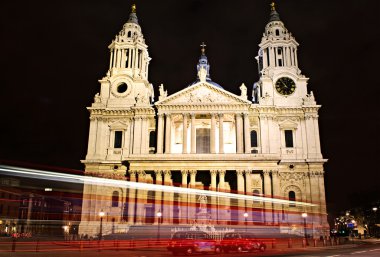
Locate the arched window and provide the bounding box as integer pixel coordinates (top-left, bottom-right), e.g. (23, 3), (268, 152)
(127, 31), (131, 37)
(275, 29), (280, 36)
(288, 191), (296, 207)
(112, 191), (119, 207)
(250, 130), (258, 147)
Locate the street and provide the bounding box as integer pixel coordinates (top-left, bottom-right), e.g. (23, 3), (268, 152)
(0, 239), (379, 257)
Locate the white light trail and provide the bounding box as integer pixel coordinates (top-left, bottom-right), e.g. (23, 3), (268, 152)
(0, 165), (315, 207)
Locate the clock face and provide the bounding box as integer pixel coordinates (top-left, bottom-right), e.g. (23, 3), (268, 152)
(275, 77), (296, 96)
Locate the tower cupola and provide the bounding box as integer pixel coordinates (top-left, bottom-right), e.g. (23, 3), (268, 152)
(107, 4), (151, 80)
(190, 43), (222, 88)
(256, 1), (300, 76)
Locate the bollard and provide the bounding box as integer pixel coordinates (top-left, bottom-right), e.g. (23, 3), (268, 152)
(323, 239), (326, 246)
(314, 239), (317, 247)
(36, 238), (40, 252)
(11, 238), (16, 252)
(302, 238), (306, 247)
(288, 238), (292, 248)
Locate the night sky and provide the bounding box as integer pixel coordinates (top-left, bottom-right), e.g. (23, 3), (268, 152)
(1, 0), (379, 215)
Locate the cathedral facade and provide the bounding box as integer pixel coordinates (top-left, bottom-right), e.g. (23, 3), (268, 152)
(79, 4), (329, 238)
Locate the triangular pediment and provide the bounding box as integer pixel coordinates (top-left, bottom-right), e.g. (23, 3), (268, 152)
(156, 82), (251, 105)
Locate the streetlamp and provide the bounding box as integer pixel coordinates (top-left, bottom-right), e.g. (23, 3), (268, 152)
(156, 211), (162, 242)
(98, 211), (105, 241)
(243, 212), (248, 232)
(301, 213), (309, 246)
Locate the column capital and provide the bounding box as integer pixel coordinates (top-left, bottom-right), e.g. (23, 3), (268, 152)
(243, 112), (249, 118)
(244, 170), (251, 175)
(189, 170), (197, 176)
(263, 170), (271, 176)
(190, 113), (196, 118)
(218, 170), (226, 176)
(137, 170), (146, 176)
(271, 170), (279, 176)
(154, 170), (163, 175)
(210, 170), (218, 176)
(158, 113), (164, 117)
(218, 113), (224, 118)
(210, 113), (217, 118)
(181, 170), (189, 175)
(236, 170), (244, 176)
(129, 170), (137, 176)
(235, 112), (243, 117)
(163, 170), (172, 176)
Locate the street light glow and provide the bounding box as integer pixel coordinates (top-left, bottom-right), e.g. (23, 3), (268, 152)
(157, 211), (162, 217)
(99, 211), (105, 217)
(243, 212), (248, 218)
(302, 212), (308, 218)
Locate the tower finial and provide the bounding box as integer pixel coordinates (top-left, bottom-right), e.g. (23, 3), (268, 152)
(270, 1), (276, 11)
(200, 42), (206, 55)
(131, 3), (137, 13)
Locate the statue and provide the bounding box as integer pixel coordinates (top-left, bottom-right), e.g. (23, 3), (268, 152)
(94, 93), (101, 103)
(198, 195), (208, 213)
(198, 66), (207, 82)
(240, 83), (247, 99)
(159, 84), (167, 101)
(148, 83), (154, 103)
(252, 83), (259, 103)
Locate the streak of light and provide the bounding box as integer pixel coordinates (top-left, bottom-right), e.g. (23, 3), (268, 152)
(0, 165), (315, 207)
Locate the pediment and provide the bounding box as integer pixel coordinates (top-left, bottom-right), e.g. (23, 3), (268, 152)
(278, 119), (298, 129)
(156, 82), (251, 106)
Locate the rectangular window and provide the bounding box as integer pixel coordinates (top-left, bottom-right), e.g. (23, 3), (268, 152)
(278, 59), (283, 67)
(196, 128), (210, 153)
(285, 130), (293, 148)
(114, 131), (123, 148)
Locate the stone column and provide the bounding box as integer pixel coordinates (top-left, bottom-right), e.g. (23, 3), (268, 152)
(271, 170), (280, 225)
(109, 50), (113, 69)
(191, 114), (196, 154)
(157, 114), (164, 154)
(182, 114), (188, 153)
(188, 170), (197, 222)
(263, 170), (272, 224)
(244, 170), (252, 224)
(217, 170), (226, 224)
(163, 170), (173, 224)
(154, 170), (163, 224)
(210, 170), (217, 190)
(128, 170), (137, 224)
(235, 113), (244, 153)
(165, 114), (171, 154)
(210, 114), (216, 153)
(243, 113), (251, 154)
(135, 171), (147, 224)
(180, 170), (188, 224)
(210, 170), (218, 222)
(133, 117), (142, 154)
(218, 114), (224, 154)
(310, 171), (321, 225)
(236, 170), (245, 224)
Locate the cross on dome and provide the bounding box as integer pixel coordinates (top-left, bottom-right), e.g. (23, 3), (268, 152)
(131, 4), (137, 13)
(200, 42), (206, 55)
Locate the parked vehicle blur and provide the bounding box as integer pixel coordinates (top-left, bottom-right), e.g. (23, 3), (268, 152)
(167, 231), (222, 255)
(220, 232), (266, 253)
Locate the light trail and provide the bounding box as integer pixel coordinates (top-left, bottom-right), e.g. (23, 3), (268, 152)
(0, 165), (315, 207)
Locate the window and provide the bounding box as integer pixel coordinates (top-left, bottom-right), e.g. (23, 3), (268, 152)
(285, 130), (293, 148)
(196, 128), (210, 153)
(149, 131), (156, 148)
(112, 191), (119, 207)
(275, 29), (280, 36)
(127, 31), (131, 37)
(278, 59), (283, 66)
(250, 130), (258, 147)
(288, 191), (296, 207)
(114, 131), (123, 148)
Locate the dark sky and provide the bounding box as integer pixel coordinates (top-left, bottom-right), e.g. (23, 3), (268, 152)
(1, 0), (379, 214)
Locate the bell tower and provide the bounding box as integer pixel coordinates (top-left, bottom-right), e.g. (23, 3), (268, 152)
(84, 4), (155, 165)
(256, 2), (309, 107)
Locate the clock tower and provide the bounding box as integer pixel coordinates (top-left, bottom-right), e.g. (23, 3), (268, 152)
(256, 2), (309, 107)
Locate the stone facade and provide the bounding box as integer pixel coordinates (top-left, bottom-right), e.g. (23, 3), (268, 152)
(79, 4), (329, 238)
